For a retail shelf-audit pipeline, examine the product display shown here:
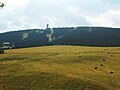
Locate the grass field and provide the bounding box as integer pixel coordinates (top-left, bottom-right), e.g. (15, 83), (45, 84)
(0, 46), (120, 90)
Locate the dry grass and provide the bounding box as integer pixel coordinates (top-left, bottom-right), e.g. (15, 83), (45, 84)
(0, 46), (120, 90)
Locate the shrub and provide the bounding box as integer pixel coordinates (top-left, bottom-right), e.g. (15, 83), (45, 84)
(0, 50), (4, 54)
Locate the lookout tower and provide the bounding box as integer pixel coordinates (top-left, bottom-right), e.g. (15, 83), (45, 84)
(46, 24), (49, 29)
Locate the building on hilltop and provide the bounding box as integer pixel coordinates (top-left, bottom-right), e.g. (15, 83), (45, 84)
(2, 42), (15, 49)
(46, 24), (49, 29)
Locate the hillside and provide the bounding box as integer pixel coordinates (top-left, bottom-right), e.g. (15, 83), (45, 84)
(0, 27), (120, 48)
(0, 46), (120, 90)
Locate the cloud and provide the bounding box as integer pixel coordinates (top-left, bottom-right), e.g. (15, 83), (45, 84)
(3, 0), (29, 8)
(0, 0), (120, 33)
(85, 10), (120, 28)
(66, 6), (82, 17)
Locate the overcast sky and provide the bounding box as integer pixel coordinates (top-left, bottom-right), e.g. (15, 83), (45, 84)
(0, 0), (120, 32)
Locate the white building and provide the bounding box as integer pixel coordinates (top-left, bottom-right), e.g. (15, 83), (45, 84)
(2, 42), (14, 49)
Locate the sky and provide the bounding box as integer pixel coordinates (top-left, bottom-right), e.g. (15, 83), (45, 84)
(0, 0), (120, 32)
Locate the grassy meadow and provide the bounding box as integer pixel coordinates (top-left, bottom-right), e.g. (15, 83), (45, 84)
(0, 46), (120, 90)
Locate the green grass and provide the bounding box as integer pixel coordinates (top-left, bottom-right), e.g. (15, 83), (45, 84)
(0, 46), (120, 90)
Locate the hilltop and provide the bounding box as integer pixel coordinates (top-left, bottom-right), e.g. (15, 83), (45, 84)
(0, 26), (120, 49)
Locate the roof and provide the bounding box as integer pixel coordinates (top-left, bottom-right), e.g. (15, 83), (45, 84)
(3, 42), (10, 45)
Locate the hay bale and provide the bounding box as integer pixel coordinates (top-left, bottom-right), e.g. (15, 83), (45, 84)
(94, 67), (98, 69)
(110, 71), (114, 74)
(103, 59), (105, 61)
(111, 55), (113, 57)
(100, 64), (103, 66)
